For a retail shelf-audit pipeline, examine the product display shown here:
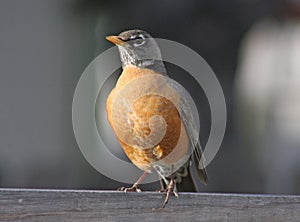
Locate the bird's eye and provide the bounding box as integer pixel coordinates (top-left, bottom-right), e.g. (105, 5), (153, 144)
(132, 34), (146, 47)
(133, 38), (145, 47)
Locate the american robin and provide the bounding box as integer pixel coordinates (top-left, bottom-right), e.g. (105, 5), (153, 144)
(106, 29), (208, 207)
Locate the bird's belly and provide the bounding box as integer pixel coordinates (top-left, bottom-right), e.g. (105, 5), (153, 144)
(115, 94), (189, 172)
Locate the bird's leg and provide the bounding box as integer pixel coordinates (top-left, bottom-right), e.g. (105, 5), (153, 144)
(118, 172), (147, 192)
(159, 177), (167, 190)
(161, 176), (178, 208)
(157, 165), (179, 207)
(155, 168), (170, 192)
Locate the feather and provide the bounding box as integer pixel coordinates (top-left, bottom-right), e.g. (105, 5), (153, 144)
(167, 77), (208, 185)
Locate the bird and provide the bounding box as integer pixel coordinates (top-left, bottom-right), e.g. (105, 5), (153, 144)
(106, 29), (208, 207)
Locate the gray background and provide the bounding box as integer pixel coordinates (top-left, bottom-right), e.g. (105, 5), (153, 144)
(0, 0), (299, 194)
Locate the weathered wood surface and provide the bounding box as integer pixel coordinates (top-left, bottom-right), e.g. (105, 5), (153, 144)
(0, 189), (299, 222)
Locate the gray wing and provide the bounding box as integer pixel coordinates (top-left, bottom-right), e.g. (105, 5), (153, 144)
(180, 99), (208, 185)
(168, 78), (208, 185)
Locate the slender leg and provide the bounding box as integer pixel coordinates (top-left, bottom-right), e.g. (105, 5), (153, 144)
(159, 178), (166, 190)
(118, 172), (147, 192)
(161, 175), (179, 208)
(158, 165), (179, 207)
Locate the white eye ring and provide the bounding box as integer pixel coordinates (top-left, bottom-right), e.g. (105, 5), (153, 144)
(132, 34), (146, 47)
(133, 39), (146, 47)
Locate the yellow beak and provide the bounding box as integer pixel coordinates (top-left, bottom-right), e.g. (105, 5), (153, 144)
(106, 36), (125, 45)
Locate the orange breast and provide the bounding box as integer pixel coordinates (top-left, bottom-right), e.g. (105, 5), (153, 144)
(106, 65), (189, 172)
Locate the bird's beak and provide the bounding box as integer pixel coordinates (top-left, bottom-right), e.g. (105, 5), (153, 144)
(106, 36), (125, 45)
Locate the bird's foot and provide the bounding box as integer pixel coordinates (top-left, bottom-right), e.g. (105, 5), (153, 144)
(157, 179), (178, 208)
(118, 183), (142, 193)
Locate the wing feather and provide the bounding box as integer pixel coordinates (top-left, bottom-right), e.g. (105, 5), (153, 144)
(168, 78), (208, 185)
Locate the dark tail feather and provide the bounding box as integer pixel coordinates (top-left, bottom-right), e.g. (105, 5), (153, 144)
(175, 168), (198, 192)
(193, 153), (208, 186)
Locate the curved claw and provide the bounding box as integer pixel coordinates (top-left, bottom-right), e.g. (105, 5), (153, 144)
(118, 183), (142, 193)
(158, 179), (178, 208)
(161, 188), (178, 208)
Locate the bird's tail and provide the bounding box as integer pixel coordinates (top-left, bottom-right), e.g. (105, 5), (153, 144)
(175, 164), (198, 192)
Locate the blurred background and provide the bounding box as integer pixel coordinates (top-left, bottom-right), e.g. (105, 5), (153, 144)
(0, 0), (299, 194)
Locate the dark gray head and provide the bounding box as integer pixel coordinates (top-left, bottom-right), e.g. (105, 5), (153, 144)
(106, 29), (166, 74)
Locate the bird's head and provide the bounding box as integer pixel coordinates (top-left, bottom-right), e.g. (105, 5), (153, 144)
(106, 29), (166, 74)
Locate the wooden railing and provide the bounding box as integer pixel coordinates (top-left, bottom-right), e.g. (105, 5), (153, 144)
(0, 189), (299, 221)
